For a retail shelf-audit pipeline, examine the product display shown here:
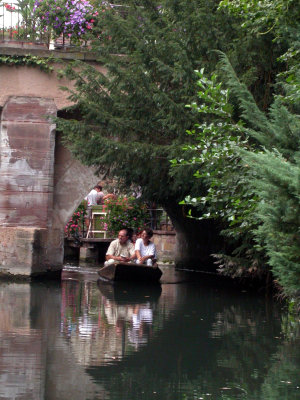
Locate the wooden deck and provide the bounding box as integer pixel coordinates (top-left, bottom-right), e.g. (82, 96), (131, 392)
(80, 238), (112, 243)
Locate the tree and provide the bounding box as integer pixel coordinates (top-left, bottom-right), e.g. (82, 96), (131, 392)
(175, 57), (300, 297)
(57, 0), (247, 267)
(215, 0), (300, 299)
(57, 0), (290, 269)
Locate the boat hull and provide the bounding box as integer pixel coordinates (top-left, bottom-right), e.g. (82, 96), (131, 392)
(98, 262), (162, 282)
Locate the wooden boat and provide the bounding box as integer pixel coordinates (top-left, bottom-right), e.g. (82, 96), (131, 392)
(97, 262), (163, 283)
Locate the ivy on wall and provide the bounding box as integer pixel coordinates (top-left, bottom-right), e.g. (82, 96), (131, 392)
(0, 54), (55, 73)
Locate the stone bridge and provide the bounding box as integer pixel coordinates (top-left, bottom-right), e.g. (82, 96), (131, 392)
(0, 45), (106, 278)
(0, 45), (218, 278)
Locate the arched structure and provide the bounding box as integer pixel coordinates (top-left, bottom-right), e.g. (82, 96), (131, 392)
(0, 95), (98, 278)
(0, 46), (110, 278)
(0, 46), (220, 278)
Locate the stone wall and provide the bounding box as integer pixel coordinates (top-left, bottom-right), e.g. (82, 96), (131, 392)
(0, 94), (109, 278)
(0, 96), (57, 228)
(153, 230), (176, 263)
(0, 227), (62, 277)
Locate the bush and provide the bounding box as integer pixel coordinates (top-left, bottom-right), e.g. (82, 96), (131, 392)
(64, 201), (86, 237)
(102, 196), (149, 237)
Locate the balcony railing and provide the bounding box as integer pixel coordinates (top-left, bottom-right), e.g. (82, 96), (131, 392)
(72, 207), (174, 241)
(0, 2), (127, 50)
(0, 2), (50, 45)
(0, 2), (82, 49)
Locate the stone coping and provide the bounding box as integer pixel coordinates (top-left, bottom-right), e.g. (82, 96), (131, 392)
(67, 230), (176, 243)
(153, 230), (176, 235)
(0, 43), (100, 62)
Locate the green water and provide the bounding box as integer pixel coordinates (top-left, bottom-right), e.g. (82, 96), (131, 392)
(0, 265), (298, 400)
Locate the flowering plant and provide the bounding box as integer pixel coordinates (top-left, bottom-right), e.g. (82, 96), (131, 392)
(64, 202), (85, 237)
(33, 0), (98, 39)
(102, 196), (149, 237)
(4, 3), (16, 12)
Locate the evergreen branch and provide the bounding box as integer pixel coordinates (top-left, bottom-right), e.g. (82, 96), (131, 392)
(216, 51), (277, 144)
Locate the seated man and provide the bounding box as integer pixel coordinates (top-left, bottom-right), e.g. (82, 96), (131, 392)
(105, 229), (136, 266)
(135, 228), (157, 266)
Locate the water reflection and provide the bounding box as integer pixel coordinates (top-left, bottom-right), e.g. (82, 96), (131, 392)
(0, 268), (299, 400)
(60, 278), (163, 365)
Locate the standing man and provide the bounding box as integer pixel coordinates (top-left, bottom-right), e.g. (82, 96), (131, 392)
(85, 185), (104, 229)
(105, 229), (135, 266)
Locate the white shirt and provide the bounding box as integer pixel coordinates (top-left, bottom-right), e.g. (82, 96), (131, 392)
(135, 238), (157, 259)
(85, 189), (103, 206)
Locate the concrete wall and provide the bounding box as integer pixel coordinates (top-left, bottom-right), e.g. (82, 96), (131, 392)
(0, 96), (56, 228)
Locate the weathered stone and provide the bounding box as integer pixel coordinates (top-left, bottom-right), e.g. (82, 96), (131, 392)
(153, 231), (176, 263)
(79, 244), (98, 263)
(0, 95), (102, 279)
(0, 227), (62, 277)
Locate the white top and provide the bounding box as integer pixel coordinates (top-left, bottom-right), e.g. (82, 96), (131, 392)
(85, 189), (104, 206)
(135, 238), (157, 259)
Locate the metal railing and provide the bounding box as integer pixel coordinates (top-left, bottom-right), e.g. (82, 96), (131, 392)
(146, 208), (174, 231)
(66, 207), (174, 242)
(0, 2), (127, 49)
(0, 2), (50, 44)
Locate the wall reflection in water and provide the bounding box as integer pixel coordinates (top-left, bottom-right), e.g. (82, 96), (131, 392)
(0, 283), (44, 400)
(0, 271), (298, 400)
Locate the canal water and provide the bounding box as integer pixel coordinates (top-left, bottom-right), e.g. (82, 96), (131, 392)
(0, 264), (299, 400)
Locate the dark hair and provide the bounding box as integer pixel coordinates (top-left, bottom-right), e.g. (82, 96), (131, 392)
(143, 227), (153, 238)
(94, 185), (102, 190)
(127, 227), (133, 239)
(119, 228), (129, 237)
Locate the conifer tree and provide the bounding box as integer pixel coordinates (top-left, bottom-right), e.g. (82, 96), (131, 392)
(173, 0), (300, 296)
(57, 0), (286, 268)
(57, 0), (248, 266)
(175, 52), (299, 297)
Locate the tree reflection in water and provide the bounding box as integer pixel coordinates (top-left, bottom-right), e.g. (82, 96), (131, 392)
(0, 270), (298, 400)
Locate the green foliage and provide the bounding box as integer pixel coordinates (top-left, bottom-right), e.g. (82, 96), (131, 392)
(56, 0), (299, 285)
(172, 66), (267, 277)
(218, 0), (299, 37)
(102, 196), (148, 237)
(217, 1), (300, 298)
(171, 0), (300, 297)
(64, 202), (85, 237)
(175, 51), (300, 297)
(57, 0), (255, 206)
(242, 147), (300, 297)
(219, 0), (300, 105)
(0, 54), (54, 72)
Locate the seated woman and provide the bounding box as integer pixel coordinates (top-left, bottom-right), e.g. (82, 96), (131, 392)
(135, 228), (157, 266)
(130, 229), (139, 245)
